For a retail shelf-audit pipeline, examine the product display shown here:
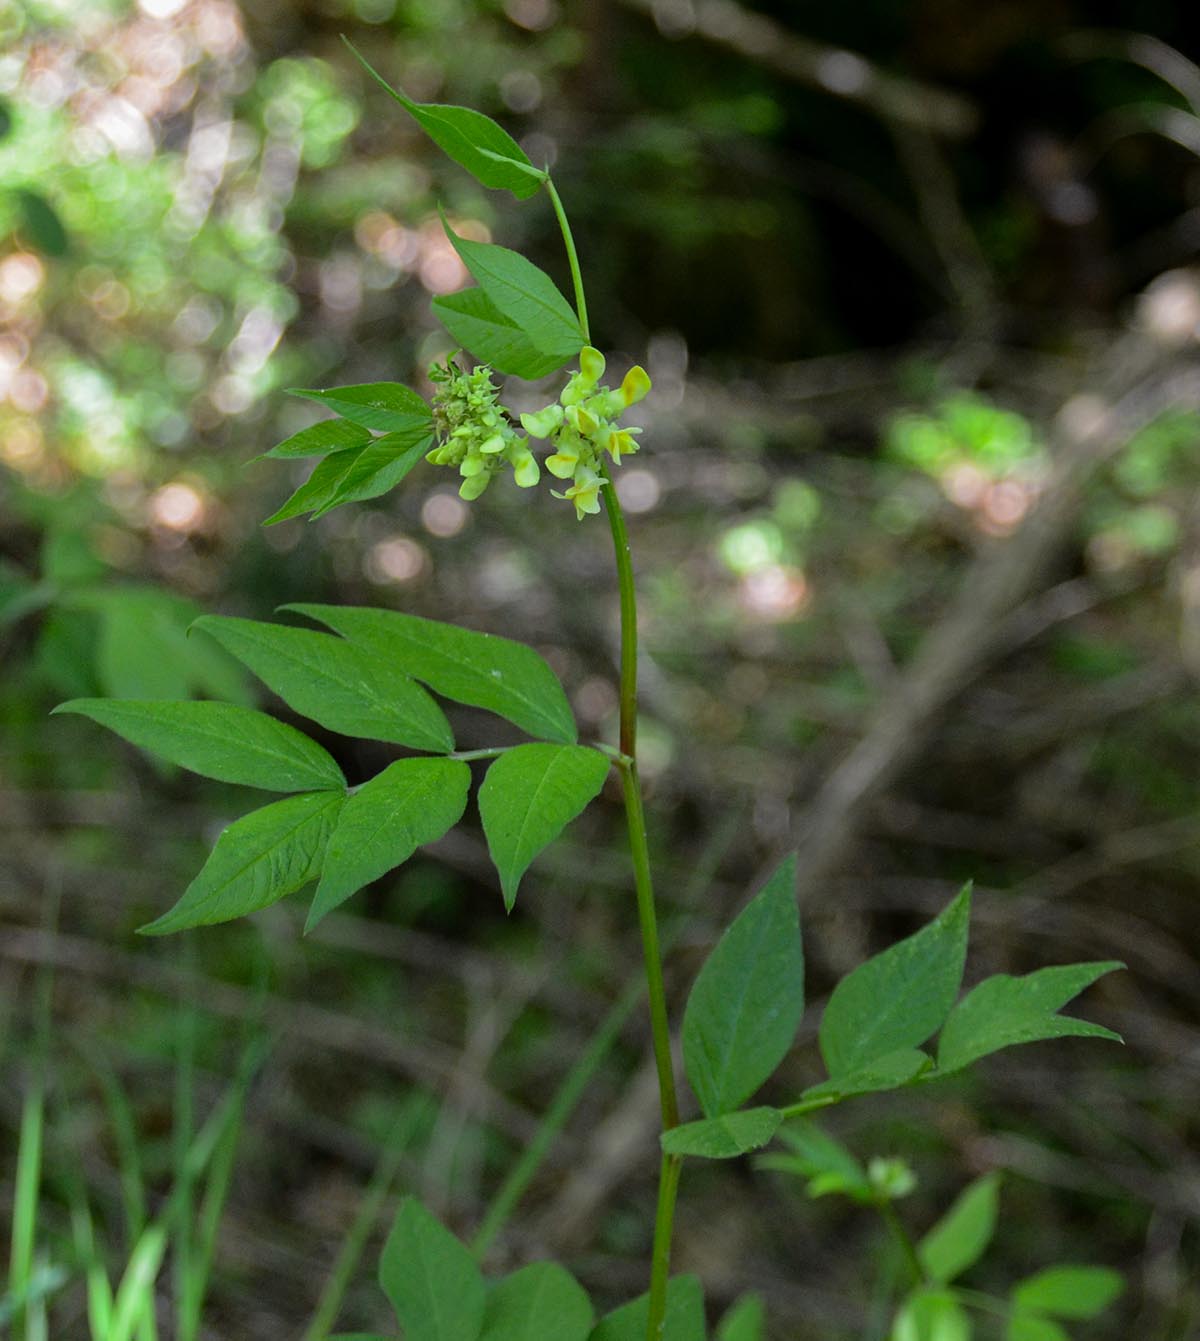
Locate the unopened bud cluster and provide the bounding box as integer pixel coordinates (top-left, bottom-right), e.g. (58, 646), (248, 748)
(427, 347), (650, 519)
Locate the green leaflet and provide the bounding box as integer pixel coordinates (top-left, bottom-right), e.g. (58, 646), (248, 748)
(682, 854), (803, 1117)
(1011, 1266), (1123, 1319)
(441, 215), (583, 362)
(936, 962), (1124, 1074)
(480, 1262), (593, 1341)
(819, 885), (971, 1079)
(259, 418), (371, 460)
(307, 757), (471, 930)
(716, 1295), (765, 1341)
(432, 289), (574, 380)
(918, 1173), (1000, 1285)
(660, 1107), (782, 1160)
(891, 1290), (971, 1341)
(51, 699), (345, 793)
(311, 426), (433, 516)
(264, 449), (366, 525)
(1005, 1315), (1068, 1341)
(288, 382), (432, 433)
(589, 1275), (706, 1341)
(378, 1198), (485, 1341)
(285, 603), (578, 745)
(798, 1048), (931, 1102)
(192, 615), (454, 754)
(139, 790), (344, 935)
(757, 1120), (873, 1203)
(478, 744), (609, 910)
(345, 40), (545, 200)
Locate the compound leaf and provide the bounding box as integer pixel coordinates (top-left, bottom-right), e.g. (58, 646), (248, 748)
(918, 1173), (1000, 1285)
(820, 885), (971, 1078)
(312, 426), (433, 516)
(288, 382), (431, 434)
(264, 449), (366, 525)
(308, 757), (470, 930)
(193, 615), (453, 754)
(799, 1048), (931, 1103)
(479, 744), (609, 910)
(52, 699), (344, 792)
(936, 962), (1123, 1075)
(379, 1197), (485, 1341)
(139, 790), (344, 935)
(660, 1108), (781, 1161)
(683, 854), (803, 1117)
(286, 603), (577, 744)
(346, 40), (545, 200)
(480, 1261), (593, 1341)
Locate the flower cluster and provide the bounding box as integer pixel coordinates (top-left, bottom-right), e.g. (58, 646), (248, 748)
(426, 360), (540, 501)
(426, 348), (651, 519)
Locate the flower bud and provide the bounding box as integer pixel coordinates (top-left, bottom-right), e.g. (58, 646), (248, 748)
(458, 472), (491, 501)
(520, 405), (564, 438)
(512, 448), (540, 488)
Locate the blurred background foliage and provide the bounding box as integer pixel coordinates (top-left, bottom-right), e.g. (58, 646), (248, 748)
(3, 0), (1200, 1336)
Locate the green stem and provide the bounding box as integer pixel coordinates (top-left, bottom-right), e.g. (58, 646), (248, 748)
(449, 746), (513, 762)
(875, 1197), (927, 1290)
(545, 172), (681, 1341)
(778, 1094), (840, 1120)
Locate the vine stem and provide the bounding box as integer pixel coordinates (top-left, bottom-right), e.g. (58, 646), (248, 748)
(544, 175), (681, 1341)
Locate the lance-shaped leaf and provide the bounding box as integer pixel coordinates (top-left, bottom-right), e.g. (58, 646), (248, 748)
(442, 215), (583, 361)
(310, 426), (433, 517)
(798, 1048), (931, 1103)
(936, 962), (1123, 1075)
(716, 1296), (765, 1341)
(660, 1107), (782, 1161)
(432, 288), (572, 380)
(1012, 1266), (1122, 1320)
(478, 744), (609, 910)
(192, 616), (454, 754)
(259, 418), (371, 461)
(480, 1261), (593, 1341)
(288, 382), (432, 433)
(264, 448), (367, 525)
(589, 1275), (705, 1341)
(757, 1120), (873, 1203)
(308, 757), (470, 930)
(379, 1197), (485, 1341)
(285, 603), (577, 744)
(52, 699), (344, 792)
(682, 854), (803, 1117)
(140, 790), (344, 935)
(892, 1290), (971, 1341)
(345, 40), (545, 200)
(918, 1173), (1000, 1285)
(819, 885), (971, 1079)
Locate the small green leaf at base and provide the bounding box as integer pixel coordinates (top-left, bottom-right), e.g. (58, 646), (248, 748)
(1011, 1266), (1123, 1319)
(891, 1290), (971, 1341)
(936, 962), (1123, 1074)
(480, 1261), (593, 1341)
(756, 1119), (874, 1203)
(344, 40), (545, 199)
(682, 854), (803, 1118)
(1005, 1315), (1069, 1341)
(308, 758), (470, 930)
(819, 885), (971, 1079)
(918, 1173), (1000, 1285)
(378, 1197), (485, 1341)
(589, 1275), (705, 1341)
(478, 744), (609, 910)
(799, 1048), (931, 1102)
(660, 1108), (782, 1160)
(716, 1294), (765, 1341)
(52, 699), (345, 792)
(285, 604), (577, 744)
(139, 790), (344, 935)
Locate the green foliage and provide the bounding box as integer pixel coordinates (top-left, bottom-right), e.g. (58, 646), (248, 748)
(819, 885), (971, 1078)
(715, 1294), (765, 1341)
(307, 758), (471, 930)
(937, 962), (1124, 1074)
(259, 419), (371, 461)
(590, 1274), (706, 1340)
(432, 288), (571, 380)
(891, 1289), (971, 1341)
(142, 790), (344, 936)
(478, 744), (610, 911)
(757, 1120), (874, 1203)
(799, 1048), (931, 1102)
(345, 41), (545, 200)
(52, 699), (345, 793)
(266, 425), (433, 523)
(193, 615), (454, 754)
(660, 1108), (782, 1160)
(378, 1198), (485, 1341)
(682, 854), (803, 1117)
(289, 383), (432, 434)
(481, 1262), (594, 1341)
(285, 604), (577, 745)
(1011, 1266), (1123, 1319)
(918, 1173), (1000, 1285)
